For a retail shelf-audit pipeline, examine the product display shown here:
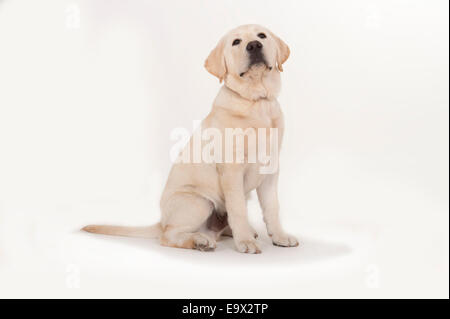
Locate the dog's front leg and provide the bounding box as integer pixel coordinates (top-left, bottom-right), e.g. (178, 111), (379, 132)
(257, 173), (299, 247)
(220, 165), (261, 254)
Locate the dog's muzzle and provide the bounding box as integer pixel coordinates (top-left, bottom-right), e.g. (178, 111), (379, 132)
(240, 40), (271, 77)
(247, 40), (266, 67)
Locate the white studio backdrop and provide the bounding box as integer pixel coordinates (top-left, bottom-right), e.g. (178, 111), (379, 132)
(0, 0), (448, 298)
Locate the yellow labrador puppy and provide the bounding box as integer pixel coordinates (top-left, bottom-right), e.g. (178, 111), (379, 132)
(83, 24), (298, 254)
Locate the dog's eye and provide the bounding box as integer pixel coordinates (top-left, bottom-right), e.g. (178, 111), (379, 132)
(232, 39), (241, 46)
(257, 33), (267, 39)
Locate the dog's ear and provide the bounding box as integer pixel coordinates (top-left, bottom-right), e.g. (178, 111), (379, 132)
(205, 37), (227, 82)
(270, 32), (290, 72)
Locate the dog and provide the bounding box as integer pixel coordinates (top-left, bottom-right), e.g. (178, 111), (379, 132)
(83, 24), (299, 254)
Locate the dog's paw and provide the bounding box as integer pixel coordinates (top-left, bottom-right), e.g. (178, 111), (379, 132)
(235, 239), (261, 254)
(271, 233), (299, 247)
(193, 233), (216, 252)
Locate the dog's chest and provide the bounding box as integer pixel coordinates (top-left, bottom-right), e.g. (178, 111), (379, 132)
(243, 99), (283, 193)
(248, 99), (282, 129)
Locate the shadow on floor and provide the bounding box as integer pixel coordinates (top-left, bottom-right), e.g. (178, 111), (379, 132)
(78, 229), (352, 267)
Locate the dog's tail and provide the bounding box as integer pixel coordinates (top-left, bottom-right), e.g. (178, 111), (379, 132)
(82, 223), (162, 239)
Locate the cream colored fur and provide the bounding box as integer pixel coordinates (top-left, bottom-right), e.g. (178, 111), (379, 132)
(83, 24), (298, 254)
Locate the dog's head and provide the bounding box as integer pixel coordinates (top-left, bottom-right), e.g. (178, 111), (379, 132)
(205, 24), (289, 100)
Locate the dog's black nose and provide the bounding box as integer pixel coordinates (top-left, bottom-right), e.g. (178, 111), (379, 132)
(246, 40), (263, 52)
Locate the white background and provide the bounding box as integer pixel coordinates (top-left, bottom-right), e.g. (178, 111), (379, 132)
(0, 0), (448, 298)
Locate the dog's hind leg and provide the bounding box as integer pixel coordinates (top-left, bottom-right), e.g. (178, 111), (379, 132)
(160, 192), (216, 251)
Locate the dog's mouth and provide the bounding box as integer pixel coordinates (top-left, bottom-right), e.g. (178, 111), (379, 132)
(239, 61), (272, 77)
(239, 51), (272, 77)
